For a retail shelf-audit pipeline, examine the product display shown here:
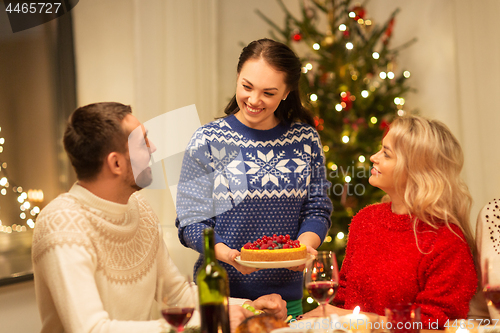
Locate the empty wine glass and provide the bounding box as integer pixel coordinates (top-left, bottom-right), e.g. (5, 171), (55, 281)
(157, 275), (196, 332)
(304, 251), (340, 319)
(483, 257), (500, 311)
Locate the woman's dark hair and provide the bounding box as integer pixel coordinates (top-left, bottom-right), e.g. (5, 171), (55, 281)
(223, 38), (314, 126)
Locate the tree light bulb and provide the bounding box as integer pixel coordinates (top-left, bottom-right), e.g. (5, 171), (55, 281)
(387, 72), (395, 79)
(403, 71), (411, 78)
(310, 94), (318, 102)
(312, 43), (320, 50)
(345, 176), (352, 183)
(379, 72), (387, 79)
(372, 52), (379, 59)
(305, 63), (313, 70)
(342, 136), (350, 143)
(335, 104), (343, 112)
(361, 90), (369, 98)
(346, 42), (354, 50)
(349, 12), (356, 18)
(339, 24), (347, 31)
(337, 232), (345, 240)
(359, 155), (366, 163)
(371, 117), (378, 124)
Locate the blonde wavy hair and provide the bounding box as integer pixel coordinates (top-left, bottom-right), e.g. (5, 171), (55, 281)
(388, 115), (474, 252)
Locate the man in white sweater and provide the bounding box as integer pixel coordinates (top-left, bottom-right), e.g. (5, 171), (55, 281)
(32, 102), (286, 333)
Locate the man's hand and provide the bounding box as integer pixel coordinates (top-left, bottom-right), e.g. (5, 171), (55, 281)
(246, 294), (287, 321)
(229, 305), (254, 333)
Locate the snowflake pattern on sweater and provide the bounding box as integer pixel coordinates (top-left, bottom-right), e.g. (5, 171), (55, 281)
(176, 115), (333, 301)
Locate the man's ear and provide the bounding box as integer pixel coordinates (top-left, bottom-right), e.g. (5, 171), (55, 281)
(106, 152), (126, 176)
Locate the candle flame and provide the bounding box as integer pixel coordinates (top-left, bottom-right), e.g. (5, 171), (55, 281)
(353, 306), (360, 315)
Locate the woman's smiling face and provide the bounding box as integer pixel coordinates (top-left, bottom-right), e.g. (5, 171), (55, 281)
(369, 130), (398, 195)
(234, 58), (289, 130)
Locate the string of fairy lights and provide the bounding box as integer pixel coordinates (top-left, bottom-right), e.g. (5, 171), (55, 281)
(0, 126), (43, 233)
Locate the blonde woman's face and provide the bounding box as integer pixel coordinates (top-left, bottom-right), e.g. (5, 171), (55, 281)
(369, 130), (398, 195)
(234, 58), (289, 130)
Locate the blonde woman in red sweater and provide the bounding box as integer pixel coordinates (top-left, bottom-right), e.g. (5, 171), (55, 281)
(303, 115), (477, 328)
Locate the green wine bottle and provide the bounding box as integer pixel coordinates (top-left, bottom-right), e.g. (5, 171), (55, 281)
(197, 228), (230, 333)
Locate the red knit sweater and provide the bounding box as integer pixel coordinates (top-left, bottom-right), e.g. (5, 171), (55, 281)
(335, 203), (477, 329)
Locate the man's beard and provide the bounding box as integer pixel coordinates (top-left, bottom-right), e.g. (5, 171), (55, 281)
(126, 158), (153, 191)
(133, 167), (153, 190)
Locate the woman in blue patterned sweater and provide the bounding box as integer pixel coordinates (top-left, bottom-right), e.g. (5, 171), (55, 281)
(175, 38), (333, 318)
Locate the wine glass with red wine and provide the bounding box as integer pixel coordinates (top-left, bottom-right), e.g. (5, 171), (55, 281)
(305, 251), (340, 319)
(483, 257), (500, 310)
(157, 275), (195, 332)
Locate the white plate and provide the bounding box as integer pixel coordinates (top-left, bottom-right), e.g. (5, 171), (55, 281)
(234, 254), (314, 269)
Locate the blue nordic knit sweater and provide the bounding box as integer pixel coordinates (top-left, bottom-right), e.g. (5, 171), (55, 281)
(176, 114), (332, 301)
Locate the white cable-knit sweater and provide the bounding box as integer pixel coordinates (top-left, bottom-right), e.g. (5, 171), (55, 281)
(32, 184), (197, 333)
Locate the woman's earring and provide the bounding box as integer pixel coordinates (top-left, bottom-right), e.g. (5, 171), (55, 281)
(282, 97), (286, 101)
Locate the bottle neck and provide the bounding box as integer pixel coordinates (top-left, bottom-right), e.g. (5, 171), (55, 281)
(203, 228), (216, 264)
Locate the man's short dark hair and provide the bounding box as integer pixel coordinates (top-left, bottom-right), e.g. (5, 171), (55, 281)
(63, 102), (132, 181)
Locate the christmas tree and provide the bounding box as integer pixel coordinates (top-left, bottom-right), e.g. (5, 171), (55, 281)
(257, 0), (416, 310)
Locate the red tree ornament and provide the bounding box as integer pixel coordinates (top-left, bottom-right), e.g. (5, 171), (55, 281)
(340, 91), (353, 111)
(292, 32), (302, 42)
(382, 18), (395, 45)
(351, 6), (366, 20)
